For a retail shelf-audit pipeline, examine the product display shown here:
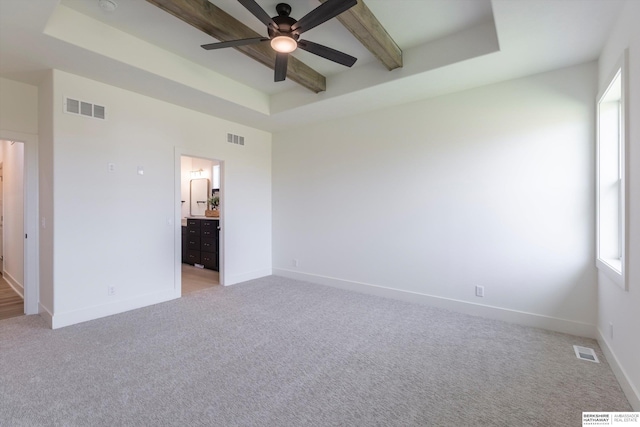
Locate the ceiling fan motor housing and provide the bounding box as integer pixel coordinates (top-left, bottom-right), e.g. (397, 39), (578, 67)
(200, 0), (358, 84)
(269, 3), (299, 41)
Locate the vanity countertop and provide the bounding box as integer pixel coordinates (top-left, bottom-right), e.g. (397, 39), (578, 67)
(182, 217), (220, 227)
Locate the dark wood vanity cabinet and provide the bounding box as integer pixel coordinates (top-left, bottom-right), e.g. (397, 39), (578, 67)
(185, 218), (219, 271)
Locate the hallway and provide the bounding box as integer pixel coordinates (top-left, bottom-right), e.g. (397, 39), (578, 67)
(0, 275), (23, 321)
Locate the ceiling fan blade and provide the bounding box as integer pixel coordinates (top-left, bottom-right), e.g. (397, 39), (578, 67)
(291, 0), (357, 35)
(274, 53), (288, 82)
(238, 0), (279, 30)
(297, 40), (357, 67)
(201, 37), (269, 50)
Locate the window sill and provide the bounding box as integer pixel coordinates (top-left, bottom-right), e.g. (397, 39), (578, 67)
(597, 257), (625, 290)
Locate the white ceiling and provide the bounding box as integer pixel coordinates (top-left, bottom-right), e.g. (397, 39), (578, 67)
(0, 0), (625, 132)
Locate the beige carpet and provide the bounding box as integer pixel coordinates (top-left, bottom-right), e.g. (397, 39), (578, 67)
(0, 275), (631, 426)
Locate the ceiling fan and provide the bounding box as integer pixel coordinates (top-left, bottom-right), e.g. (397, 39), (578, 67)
(201, 0), (358, 82)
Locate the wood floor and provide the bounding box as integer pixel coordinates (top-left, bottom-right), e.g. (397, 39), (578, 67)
(0, 266), (216, 322)
(182, 263), (219, 294)
(0, 275), (24, 321)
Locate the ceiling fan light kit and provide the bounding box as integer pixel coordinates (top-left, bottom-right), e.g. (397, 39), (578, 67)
(201, 0), (358, 83)
(271, 36), (297, 53)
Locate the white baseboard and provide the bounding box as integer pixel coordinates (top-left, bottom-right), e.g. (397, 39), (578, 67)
(39, 302), (53, 328)
(224, 268), (272, 286)
(50, 289), (178, 329)
(273, 269), (597, 338)
(3, 271), (24, 298)
(48, 267), (271, 328)
(598, 329), (640, 411)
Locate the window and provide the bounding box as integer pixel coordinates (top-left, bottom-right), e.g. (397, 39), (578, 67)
(596, 50), (628, 290)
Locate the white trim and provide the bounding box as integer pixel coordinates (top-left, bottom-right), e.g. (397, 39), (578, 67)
(174, 149), (183, 294)
(596, 258), (623, 288)
(50, 289), (177, 329)
(0, 130), (39, 315)
(38, 302), (53, 328)
(2, 270), (24, 298)
(224, 268), (272, 286)
(595, 49), (629, 291)
(273, 269), (597, 338)
(598, 329), (640, 411)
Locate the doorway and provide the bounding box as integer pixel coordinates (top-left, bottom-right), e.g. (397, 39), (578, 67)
(0, 140), (25, 319)
(1, 162), (3, 271)
(0, 132), (37, 316)
(179, 155), (223, 294)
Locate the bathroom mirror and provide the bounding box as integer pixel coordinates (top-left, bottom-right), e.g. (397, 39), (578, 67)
(190, 178), (210, 217)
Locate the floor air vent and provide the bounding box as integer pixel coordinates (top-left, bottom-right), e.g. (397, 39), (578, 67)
(573, 345), (599, 363)
(64, 97), (106, 120)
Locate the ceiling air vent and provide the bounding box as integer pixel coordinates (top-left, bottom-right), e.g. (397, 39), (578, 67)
(573, 345), (599, 363)
(64, 97), (106, 120)
(227, 133), (245, 146)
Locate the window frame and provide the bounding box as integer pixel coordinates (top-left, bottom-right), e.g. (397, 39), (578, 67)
(596, 49), (629, 291)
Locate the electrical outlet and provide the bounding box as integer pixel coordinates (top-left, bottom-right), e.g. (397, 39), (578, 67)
(108, 163), (115, 172)
(108, 286), (116, 296)
(475, 285), (484, 297)
(292, 259), (299, 268)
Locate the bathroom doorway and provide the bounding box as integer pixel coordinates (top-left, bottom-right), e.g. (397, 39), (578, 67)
(180, 155), (223, 294)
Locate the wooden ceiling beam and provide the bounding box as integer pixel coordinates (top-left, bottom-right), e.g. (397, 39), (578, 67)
(321, 0), (402, 70)
(146, 0), (326, 93)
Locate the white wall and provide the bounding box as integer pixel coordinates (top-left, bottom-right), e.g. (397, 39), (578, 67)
(0, 76), (39, 315)
(0, 79), (36, 289)
(46, 69), (272, 328)
(597, 0), (640, 410)
(0, 78), (38, 135)
(1, 140), (24, 293)
(273, 62), (598, 337)
(180, 156), (193, 219)
(39, 72), (54, 317)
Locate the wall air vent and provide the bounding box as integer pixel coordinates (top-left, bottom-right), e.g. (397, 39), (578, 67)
(80, 101), (92, 116)
(227, 133), (245, 146)
(64, 97), (106, 120)
(93, 104), (106, 120)
(573, 345), (599, 363)
(66, 98), (80, 114)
